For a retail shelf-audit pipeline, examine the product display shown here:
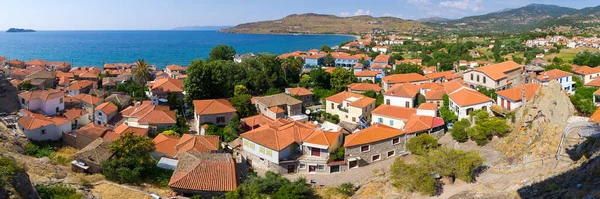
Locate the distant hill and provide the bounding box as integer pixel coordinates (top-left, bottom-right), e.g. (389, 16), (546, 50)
(416, 17), (451, 23)
(6, 28), (35, 33)
(429, 4), (582, 32)
(221, 13), (432, 35)
(171, 26), (232, 31)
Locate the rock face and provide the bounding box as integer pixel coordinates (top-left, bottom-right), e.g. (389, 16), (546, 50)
(495, 81), (575, 163)
(0, 78), (20, 113)
(11, 171), (40, 199)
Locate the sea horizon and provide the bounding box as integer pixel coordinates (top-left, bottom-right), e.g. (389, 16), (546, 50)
(0, 30), (354, 69)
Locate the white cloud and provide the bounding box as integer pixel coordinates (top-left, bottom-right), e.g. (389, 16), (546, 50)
(354, 9), (373, 16)
(340, 9), (373, 17)
(439, 0), (484, 12)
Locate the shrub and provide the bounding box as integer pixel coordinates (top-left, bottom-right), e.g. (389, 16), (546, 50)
(390, 160), (436, 196)
(451, 119), (470, 142)
(407, 134), (438, 155)
(36, 184), (83, 199)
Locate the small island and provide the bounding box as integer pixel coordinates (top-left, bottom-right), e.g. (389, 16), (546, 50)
(6, 28), (36, 33)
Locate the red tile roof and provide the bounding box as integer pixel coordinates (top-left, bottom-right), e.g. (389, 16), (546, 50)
(384, 83), (419, 98)
(496, 83), (540, 102)
(19, 89), (64, 101)
(347, 83), (382, 92)
(120, 103), (177, 125)
(62, 108), (88, 120)
(193, 99), (236, 115)
(382, 73), (428, 84)
(535, 69), (573, 82)
(240, 120), (317, 151)
(404, 115), (445, 133)
(585, 78), (600, 87)
(354, 70), (381, 77)
(151, 77), (183, 92)
(344, 123), (405, 147)
(241, 114), (275, 128)
(326, 91), (375, 108)
(371, 104), (417, 121)
(373, 54), (390, 63)
(73, 94), (103, 105)
(303, 129), (342, 147)
(113, 123), (149, 137)
(590, 107), (600, 123)
(286, 87), (313, 96)
(153, 134), (180, 156)
(175, 134), (220, 157)
(448, 88), (493, 107)
(169, 153), (237, 192)
(418, 103), (438, 111)
(472, 61), (522, 80)
(572, 65), (600, 75)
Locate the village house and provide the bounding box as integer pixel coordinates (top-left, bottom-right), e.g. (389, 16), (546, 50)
(105, 93), (132, 109)
(304, 54), (324, 67)
(372, 54), (389, 65)
(67, 80), (95, 96)
(240, 114), (275, 131)
(71, 138), (114, 174)
(24, 69), (56, 89)
(17, 112), (71, 141)
(94, 102), (118, 126)
(65, 123), (116, 149)
(425, 71), (460, 83)
(62, 108), (90, 128)
(113, 123), (149, 138)
(193, 99), (237, 131)
(395, 59), (422, 68)
(119, 101), (177, 129)
(343, 124), (407, 169)
(332, 52), (370, 68)
(354, 70), (382, 83)
(371, 103), (444, 134)
(347, 83), (382, 93)
(151, 134), (219, 159)
(533, 69), (574, 94)
(382, 73), (429, 91)
(383, 83), (420, 108)
(463, 61), (523, 90)
(165, 64), (187, 79)
(371, 104), (416, 130)
(371, 46), (388, 54)
(495, 83), (540, 111)
(253, 93), (305, 121)
(285, 87), (314, 107)
(168, 152), (237, 197)
(18, 89), (65, 116)
(149, 77), (184, 105)
(73, 94), (104, 116)
(572, 65), (600, 85)
(325, 91), (376, 124)
(448, 87), (494, 119)
(298, 127), (344, 174)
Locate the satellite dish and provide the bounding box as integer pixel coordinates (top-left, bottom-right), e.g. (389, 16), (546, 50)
(305, 109), (311, 114)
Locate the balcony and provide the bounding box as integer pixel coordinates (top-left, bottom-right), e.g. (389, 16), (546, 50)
(337, 104), (349, 113)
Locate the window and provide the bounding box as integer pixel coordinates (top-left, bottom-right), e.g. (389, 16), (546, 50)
(59, 98), (63, 103)
(470, 74), (473, 80)
(259, 146), (265, 154)
(243, 139), (249, 147)
(41, 129), (46, 134)
(299, 164), (306, 169)
(477, 75), (480, 82)
(317, 165), (325, 170)
(386, 99), (390, 105)
(216, 116), (225, 123)
(352, 117), (356, 122)
(392, 137), (400, 145)
(97, 121), (101, 125)
(372, 154), (381, 162)
(360, 145), (370, 152)
(387, 150), (395, 157)
(266, 149), (272, 156)
(21, 98), (25, 104)
(389, 120), (394, 126)
(483, 77), (486, 84)
(378, 118), (383, 123)
(249, 142), (255, 149)
(331, 103), (334, 109)
(56, 107), (59, 113)
(405, 101), (410, 108)
(311, 147), (321, 156)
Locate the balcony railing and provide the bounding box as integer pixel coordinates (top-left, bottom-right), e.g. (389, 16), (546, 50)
(337, 104), (349, 113)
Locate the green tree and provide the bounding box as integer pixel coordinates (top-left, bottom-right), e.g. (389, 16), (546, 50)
(330, 68), (353, 92)
(451, 119), (470, 142)
(390, 159), (436, 196)
(17, 80), (36, 91)
(224, 172), (313, 199)
(362, 90), (377, 98)
(440, 94), (458, 122)
(376, 93), (384, 106)
(231, 85), (256, 118)
(416, 93), (426, 108)
(406, 134), (438, 155)
(102, 132), (155, 183)
(466, 110), (510, 146)
(298, 74), (311, 88)
(420, 147), (483, 183)
(323, 53), (335, 67)
(309, 68), (331, 89)
(393, 63), (424, 75)
(133, 59), (152, 100)
(329, 147), (345, 161)
(321, 45), (332, 53)
(161, 130), (180, 137)
(209, 44), (236, 61)
(184, 59), (241, 104)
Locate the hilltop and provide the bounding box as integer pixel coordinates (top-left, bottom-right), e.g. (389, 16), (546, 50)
(221, 13), (432, 35)
(429, 4), (600, 33)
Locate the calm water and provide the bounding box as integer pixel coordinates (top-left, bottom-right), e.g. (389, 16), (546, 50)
(0, 31), (353, 69)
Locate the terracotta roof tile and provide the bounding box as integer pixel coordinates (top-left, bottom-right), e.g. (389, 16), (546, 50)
(354, 70), (381, 77)
(535, 69), (573, 82)
(384, 83), (419, 98)
(373, 54), (390, 63)
(175, 134), (220, 157)
(425, 90), (445, 100)
(347, 83), (381, 92)
(371, 104), (417, 121)
(113, 123), (149, 137)
(404, 115), (445, 133)
(17, 113), (57, 130)
(19, 89), (64, 101)
(496, 83), (540, 102)
(590, 107), (600, 123)
(472, 61), (522, 80)
(585, 78), (600, 87)
(285, 87), (313, 96)
(193, 99), (236, 115)
(73, 94), (103, 105)
(303, 130), (341, 147)
(240, 120), (316, 151)
(382, 73), (428, 84)
(153, 134), (180, 156)
(241, 114), (274, 127)
(151, 77), (183, 92)
(76, 123), (111, 138)
(62, 108), (88, 120)
(344, 123), (405, 147)
(418, 103), (438, 111)
(448, 88), (493, 107)
(169, 153), (237, 192)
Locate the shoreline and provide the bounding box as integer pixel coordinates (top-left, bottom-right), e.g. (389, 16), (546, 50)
(218, 30), (359, 40)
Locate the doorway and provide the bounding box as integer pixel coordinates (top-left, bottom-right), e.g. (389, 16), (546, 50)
(287, 165), (295, 173)
(309, 165), (317, 173)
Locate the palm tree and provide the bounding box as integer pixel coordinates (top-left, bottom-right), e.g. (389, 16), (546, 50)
(133, 59), (152, 100)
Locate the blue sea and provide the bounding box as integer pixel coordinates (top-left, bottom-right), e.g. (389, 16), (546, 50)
(0, 31), (354, 69)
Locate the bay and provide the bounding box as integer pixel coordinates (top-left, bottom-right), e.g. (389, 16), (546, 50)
(0, 30), (354, 69)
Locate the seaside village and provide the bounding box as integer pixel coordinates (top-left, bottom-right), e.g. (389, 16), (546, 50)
(2, 32), (600, 197)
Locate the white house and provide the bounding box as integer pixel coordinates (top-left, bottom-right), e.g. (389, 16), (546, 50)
(18, 89), (65, 116)
(371, 46), (389, 54)
(371, 104), (416, 130)
(448, 87), (494, 120)
(572, 65), (600, 85)
(94, 102), (118, 126)
(533, 69), (574, 94)
(383, 83), (420, 108)
(193, 99), (237, 134)
(325, 91), (376, 124)
(495, 83), (540, 111)
(17, 113), (71, 141)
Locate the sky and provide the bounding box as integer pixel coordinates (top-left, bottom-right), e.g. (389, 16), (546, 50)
(1, 0), (598, 30)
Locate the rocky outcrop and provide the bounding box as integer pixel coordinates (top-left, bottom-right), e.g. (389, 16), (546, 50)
(0, 78), (20, 113)
(495, 81), (575, 164)
(11, 171), (40, 199)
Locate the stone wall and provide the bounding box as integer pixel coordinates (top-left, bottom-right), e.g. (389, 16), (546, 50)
(345, 135), (408, 167)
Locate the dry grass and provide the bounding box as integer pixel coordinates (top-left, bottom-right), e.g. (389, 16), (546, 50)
(91, 183), (154, 199)
(52, 146), (78, 166)
(314, 187), (351, 199)
(544, 47), (598, 62)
